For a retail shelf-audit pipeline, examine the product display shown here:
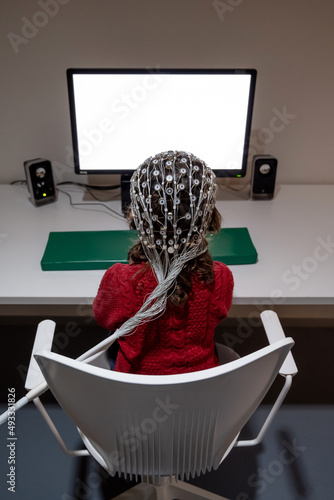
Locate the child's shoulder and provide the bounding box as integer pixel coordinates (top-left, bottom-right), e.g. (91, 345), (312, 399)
(104, 261), (147, 278)
(213, 261), (234, 282)
(213, 260), (232, 272)
(105, 262), (156, 296)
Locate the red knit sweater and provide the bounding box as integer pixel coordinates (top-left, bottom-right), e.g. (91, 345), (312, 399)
(93, 261), (234, 375)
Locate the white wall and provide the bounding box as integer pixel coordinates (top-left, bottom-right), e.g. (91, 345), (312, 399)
(1, 0), (334, 185)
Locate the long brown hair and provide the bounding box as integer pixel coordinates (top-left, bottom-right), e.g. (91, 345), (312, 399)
(127, 206), (222, 306)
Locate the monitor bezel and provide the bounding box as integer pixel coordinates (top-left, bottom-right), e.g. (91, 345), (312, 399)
(66, 68), (257, 177)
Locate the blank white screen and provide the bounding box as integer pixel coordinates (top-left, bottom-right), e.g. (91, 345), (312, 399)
(71, 72), (252, 173)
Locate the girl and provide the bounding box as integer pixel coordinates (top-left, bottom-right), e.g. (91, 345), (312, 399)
(93, 150), (234, 375)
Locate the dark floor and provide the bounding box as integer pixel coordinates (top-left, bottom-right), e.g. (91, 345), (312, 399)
(0, 404), (333, 499)
(0, 316), (333, 499)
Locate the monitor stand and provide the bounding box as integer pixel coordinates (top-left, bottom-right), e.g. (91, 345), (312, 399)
(217, 179), (251, 201)
(121, 174), (131, 214)
(82, 174), (131, 216)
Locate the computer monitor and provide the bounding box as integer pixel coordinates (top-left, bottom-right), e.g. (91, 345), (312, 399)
(67, 68), (256, 176)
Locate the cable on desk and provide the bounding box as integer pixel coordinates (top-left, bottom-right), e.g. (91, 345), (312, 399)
(218, 180), (251, 193)
(57, 181), (122, 202)
(10, 179), (125, 219)
(10, 180), (27, 185)
(56, 181), (120, 191)
(56, 187), (125, 221)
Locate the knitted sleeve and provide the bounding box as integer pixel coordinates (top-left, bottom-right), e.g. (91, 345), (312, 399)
(214, 261), (234, 321)
(93, 263), (127, 331)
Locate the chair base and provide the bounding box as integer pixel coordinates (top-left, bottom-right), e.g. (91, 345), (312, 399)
(112, 476), (229, 500)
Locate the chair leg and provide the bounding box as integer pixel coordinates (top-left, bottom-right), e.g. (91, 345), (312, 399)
(112, 477), (230, 500)
(161, 479), (230, 500)
(111, 482), (158, 499)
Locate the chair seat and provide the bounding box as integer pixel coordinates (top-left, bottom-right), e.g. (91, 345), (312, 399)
(35, 337), (293, 483)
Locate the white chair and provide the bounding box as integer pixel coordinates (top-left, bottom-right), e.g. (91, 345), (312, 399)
(32, 311), (297, 500)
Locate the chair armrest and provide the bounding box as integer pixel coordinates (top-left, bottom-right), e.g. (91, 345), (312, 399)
(236, 311), (298, 447)
(235, 374), (293, 447)
(25, 320), (56, 390)
(33, 398), (89, 457)
(261, 311), (298, 376)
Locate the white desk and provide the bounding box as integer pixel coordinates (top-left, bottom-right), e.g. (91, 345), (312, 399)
(0, 184), (333, 321)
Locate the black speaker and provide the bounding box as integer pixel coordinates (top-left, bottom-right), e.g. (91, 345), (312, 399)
(251, 155), (277, 200)
(24, 158), (57, 206)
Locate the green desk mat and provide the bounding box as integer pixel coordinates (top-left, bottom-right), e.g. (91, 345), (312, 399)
(41, 228), (258, 271)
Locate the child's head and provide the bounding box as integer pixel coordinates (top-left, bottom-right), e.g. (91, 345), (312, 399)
(130, 150), (220, 274)
(105, 151), (221, 341)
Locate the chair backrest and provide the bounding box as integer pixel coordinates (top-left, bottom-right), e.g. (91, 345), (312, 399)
(35, 338), (293, 482)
